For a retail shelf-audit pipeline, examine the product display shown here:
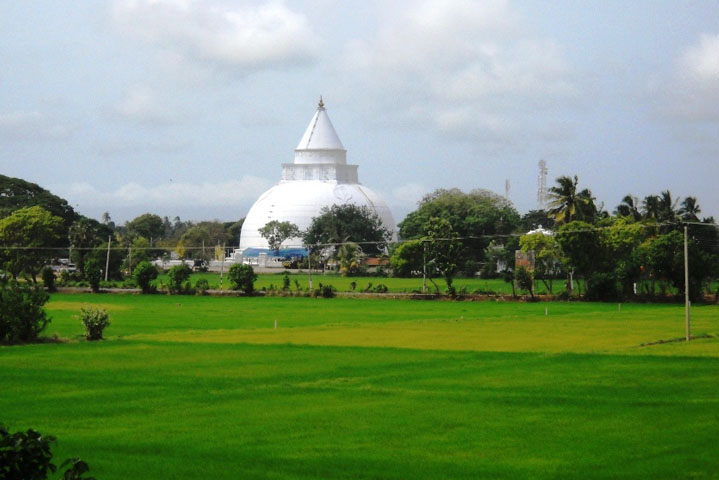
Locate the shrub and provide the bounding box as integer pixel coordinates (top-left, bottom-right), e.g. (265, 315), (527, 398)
(41, 267), (56, 292)
(228, 264), (257, 293)
(194, 278), (210, 296)
(134, 261), (158, 294)
(282, 273), (290, 290)
(312, 283), (336, 298)
(586, 272), (620, 301)
(373, 283), (388, 293)
(0, 279), (50, 344)
(167, 264), (192, 294)
(0, 424), (96, 480)
(79, 306), (110, 341)
(83, 258), (102, 293)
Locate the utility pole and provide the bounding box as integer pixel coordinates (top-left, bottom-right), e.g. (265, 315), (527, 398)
(104, 235), (111, 282)
(219, 244), (225, 290)
(684, 225), (691, 341)
(422, 240), (427, 294)
(308, 247), (313, 290)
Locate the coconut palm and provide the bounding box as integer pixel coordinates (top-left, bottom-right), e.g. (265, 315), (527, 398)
(678, 196), (701, 222)
(657, 190), (679, 223)
(615, 195), (642, 220)
(547, 175), (596, 225)
(641, 195), (661, 220)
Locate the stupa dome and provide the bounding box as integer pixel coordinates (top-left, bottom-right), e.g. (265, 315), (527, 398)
(239, 99), (395, 252)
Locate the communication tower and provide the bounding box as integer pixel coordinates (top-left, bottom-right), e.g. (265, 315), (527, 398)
(537, 159), (548, 210)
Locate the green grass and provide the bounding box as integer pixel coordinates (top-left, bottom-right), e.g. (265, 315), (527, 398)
(156, 271), (558, 294)
(2, 295), (719, 479)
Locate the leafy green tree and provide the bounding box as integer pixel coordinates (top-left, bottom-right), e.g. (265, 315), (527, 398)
(126, 213), (165, 241)
(83, 258), (102, 293)
(389, 240), (424, 277)
(0, 279), (50, 344)
(228, 264), (257, 293)
(520, 209), (554, 231)
(0, 206), (64, 282)
(547, 176), (597, 225)
(258, 220), (301, 255)
(167, 264), (192, 294)
(41, 267), (56, 292)
(0, 175), (77, 229)
(399, 188), (519, 274)
(519, 232), (563, 293)
(304, 204), (391, 256)
(225, 219), (245, 244)
(555, 221), (602, 293)
(424, 217), (462, 295)
(177, 222), (229, 261)
(133, 261), (158, 294)
(68, 218), (113, 274)
(515, 266), (535, 299)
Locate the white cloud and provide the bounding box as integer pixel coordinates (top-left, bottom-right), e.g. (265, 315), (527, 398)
(391, 183), (426, 207)
(111, 0), (320, 75)
(665, 33), (719, 123)
(61, 176), (272, 208)
(0, 111), (70, 140)
(341, 0), (575, 145)
(113, 86), (172, 124)
(683, 33), (719, 82)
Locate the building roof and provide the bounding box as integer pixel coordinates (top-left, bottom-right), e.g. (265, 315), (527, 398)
(295, 97), (346, 152)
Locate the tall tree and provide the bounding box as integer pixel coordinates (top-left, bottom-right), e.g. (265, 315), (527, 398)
(258, 220), (300, 256)
(126, 213), (166, 241)
(399, 188), (519, 273)
(546, 176), (596, 225)
(0, 206), (64, 282)
(614, 195), (642, 221)
(304, 204), (391, 256)
(641, 194), (661, 220)
(679, 196), (701, 222)
(424, 217), (462, 294)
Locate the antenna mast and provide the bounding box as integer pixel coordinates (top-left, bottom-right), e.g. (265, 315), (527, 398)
(537, 159), (548, 210)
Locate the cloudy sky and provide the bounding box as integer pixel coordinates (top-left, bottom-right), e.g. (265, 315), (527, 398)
(1, 1), (718, 226)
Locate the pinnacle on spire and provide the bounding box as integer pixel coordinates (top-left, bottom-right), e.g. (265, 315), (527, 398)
(318, 96), (324, 109)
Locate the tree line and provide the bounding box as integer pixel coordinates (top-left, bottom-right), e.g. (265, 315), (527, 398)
(0, 173), (717, 302)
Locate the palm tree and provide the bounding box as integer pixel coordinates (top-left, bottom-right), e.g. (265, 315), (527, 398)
(657, 190), (679, 223)
(641, 195), (661, 220)
(678, 196), (701, 222)
(547, 175), (596, 225)
(615, 195), (641, 220)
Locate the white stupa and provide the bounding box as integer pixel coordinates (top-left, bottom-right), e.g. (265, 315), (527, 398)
(238, 98), (395, 254)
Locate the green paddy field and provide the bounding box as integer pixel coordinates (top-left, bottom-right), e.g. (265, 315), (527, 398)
(2, 295), (718, 479)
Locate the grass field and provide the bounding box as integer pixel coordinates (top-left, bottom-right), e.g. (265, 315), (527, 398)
(156, 271), (560, 294)
(2, 295), (719, 479)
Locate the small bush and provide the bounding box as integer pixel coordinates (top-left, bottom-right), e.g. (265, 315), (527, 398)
(586, 272), (620, 301)
(282, 274), (291, 290)
(41, 267), (56, 292)
(228, 264), (257, 293)
(0, 279), (50, 344)
(0, 424), (96, 480)
(194, 278), (210, 296)
(167, 264), (192, 294)
(134, 261), (158, 294)
(312, 283), (336, 298)
(372, 283), (388, 293)
(83, 258), (103, 293)
(79, 307), (110, 341)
